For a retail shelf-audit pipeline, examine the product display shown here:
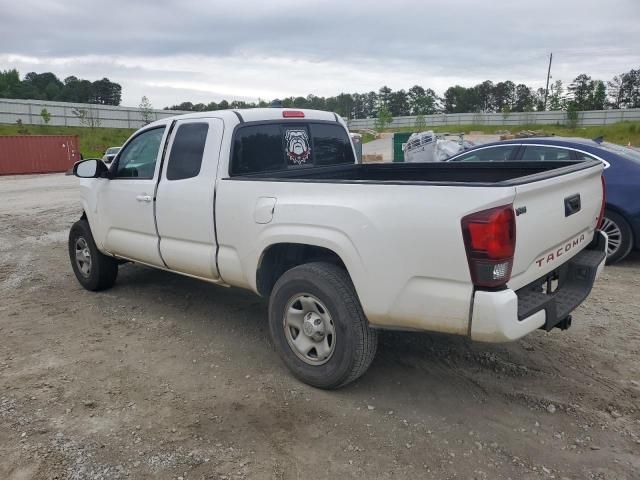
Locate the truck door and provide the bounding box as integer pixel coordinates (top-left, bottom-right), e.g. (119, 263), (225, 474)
(155, 118), (223, 280)
(100, 126), (166, 266)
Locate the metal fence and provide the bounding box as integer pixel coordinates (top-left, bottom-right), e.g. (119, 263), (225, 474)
(347, 109), (640, 130)
(0, 98), (189, 129)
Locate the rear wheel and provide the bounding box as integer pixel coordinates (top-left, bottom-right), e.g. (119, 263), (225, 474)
(268, 262), (378, 389)
(69, 219), (118, 291)
(601, 210), (633, 265)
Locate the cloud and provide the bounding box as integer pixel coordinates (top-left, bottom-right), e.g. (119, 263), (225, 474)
(0, 0), (638, 106)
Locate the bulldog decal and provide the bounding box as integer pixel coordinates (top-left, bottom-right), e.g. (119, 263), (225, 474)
(285, 129), (311, 165)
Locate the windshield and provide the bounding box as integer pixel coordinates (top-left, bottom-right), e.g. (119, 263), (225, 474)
(107, 147), (121, 155)
(601, 142), (640, 165)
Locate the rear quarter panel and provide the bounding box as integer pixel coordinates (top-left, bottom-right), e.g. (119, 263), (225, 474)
(215, 179), (516, 334)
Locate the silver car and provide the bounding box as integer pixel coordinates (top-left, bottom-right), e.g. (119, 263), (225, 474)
(102, 147), (121, 164)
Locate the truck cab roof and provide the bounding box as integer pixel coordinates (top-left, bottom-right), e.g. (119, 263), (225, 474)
(147, 108), (341, 128)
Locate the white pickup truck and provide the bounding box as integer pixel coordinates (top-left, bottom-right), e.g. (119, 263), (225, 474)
(70, 108), (607, 388)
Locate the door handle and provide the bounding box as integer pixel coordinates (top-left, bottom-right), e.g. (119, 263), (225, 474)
(136, 194), (152, 203)
(564, 194), (581, 217)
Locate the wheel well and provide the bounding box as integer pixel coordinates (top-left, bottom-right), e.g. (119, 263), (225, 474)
(256, 243), (347, 297)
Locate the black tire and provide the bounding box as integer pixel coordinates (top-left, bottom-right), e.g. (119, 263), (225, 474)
(602, 210), (634, 265)
(68, 219), (118, 291)
(268, 262), (378, 389)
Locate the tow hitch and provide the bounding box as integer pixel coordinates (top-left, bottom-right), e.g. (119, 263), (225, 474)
(554, 315), (572, 331)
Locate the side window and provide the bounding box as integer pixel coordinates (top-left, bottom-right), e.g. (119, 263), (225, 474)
(115, 127), (165, 179)
(311, 124), (355, 166)
(521, 146), (572, 161)
(231, 124), (284, 175)
(450, 146), (516, 162)
(166, 123), (209, 180)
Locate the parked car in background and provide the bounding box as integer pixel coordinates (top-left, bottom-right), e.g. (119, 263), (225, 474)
(447, 137), (640, 264)
(102, 147), (121, 164)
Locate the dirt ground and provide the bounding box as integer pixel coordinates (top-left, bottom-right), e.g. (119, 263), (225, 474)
(1, 173), (638, 480)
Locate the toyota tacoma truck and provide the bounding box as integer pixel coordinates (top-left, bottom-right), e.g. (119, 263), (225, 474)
(69, 108), (607, 389)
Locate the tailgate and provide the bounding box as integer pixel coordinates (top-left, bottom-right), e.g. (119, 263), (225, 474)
(508, 163), (603, 290)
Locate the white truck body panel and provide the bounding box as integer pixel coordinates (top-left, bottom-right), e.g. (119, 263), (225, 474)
(78, 108), (605, 343)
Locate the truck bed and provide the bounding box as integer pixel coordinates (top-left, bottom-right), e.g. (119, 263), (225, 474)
(231, 160), (599, 186)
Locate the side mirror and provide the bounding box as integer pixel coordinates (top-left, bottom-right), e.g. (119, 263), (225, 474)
(73, 159), (109, 178)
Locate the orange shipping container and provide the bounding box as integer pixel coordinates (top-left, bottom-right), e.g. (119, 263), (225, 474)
(0, 135), (81, 175)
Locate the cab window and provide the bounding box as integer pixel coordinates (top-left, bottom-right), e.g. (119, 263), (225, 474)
(114, 127), (165, 179)
(166, 123), (209, 180)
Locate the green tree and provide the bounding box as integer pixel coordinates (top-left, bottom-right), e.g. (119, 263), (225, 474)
(388, 89), (410, 116)
(374, 107), (392, 131)
(589, 80), (607, 110)
(548, 80), (565, 111)
(443, 85), (481, 113)
(335, 93), (354, 119)
(535, 87), (546, 111)
(364, 91), (377, 118)
(493, 81), (516, 112)
(40, 108), (51, 125)
(351, 93), (366, 119)
(568, 74), (593, 110)
(91, 77), (122, 105)
(414, 114), (426, 130)
(620, 69), (640, 108)
(378, 86), (392, 110)
(0, 69), (22, 98)
(72, 106), (102, 129)
(566, 101), (579, 129)
(607, 74), (625, 109)
(513, 84), (535, 112)
(139, 96), (155, 124)
(408, 85), (439, 115)
(477, 80), (495, 112)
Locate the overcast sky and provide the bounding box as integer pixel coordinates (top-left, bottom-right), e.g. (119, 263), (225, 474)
(0, 0), (638, 108)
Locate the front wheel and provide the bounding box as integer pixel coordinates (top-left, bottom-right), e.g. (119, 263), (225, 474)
(268, 262), (378, 389)
(601, 210), (634, 265)
(68, 219), (118, 291)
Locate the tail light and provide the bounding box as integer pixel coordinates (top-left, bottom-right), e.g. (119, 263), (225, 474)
(596, 175), (606, 229)
(461, 205), (516, 288)
(283, 110), (305, 118)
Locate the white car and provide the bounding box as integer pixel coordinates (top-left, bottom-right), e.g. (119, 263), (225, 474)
(70, 108), (607, 388)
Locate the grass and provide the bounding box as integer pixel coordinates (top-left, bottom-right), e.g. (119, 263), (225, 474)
(0, 124), (135, 158)
(364, 121), (640, 146)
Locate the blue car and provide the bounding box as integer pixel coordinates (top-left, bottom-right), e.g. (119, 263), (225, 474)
(447, 137), (640, 264)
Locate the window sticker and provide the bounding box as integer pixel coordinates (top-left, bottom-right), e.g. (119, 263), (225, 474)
(284, 128), (311, 165)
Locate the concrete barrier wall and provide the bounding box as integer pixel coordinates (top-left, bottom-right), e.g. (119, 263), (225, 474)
(347, 108), (640, 130)
(0, 98), (190, 129)
(2, 97), (639, 130)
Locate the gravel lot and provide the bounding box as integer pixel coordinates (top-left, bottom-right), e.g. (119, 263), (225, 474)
(1, 173), (639, 480)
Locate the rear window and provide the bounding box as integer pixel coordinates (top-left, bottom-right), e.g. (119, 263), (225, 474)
(521, 145), (572, 161)
(231, 122), (354, 175)
(449, 145), (517, 162)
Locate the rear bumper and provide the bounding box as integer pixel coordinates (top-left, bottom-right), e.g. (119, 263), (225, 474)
(470, 231), (607, 342)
